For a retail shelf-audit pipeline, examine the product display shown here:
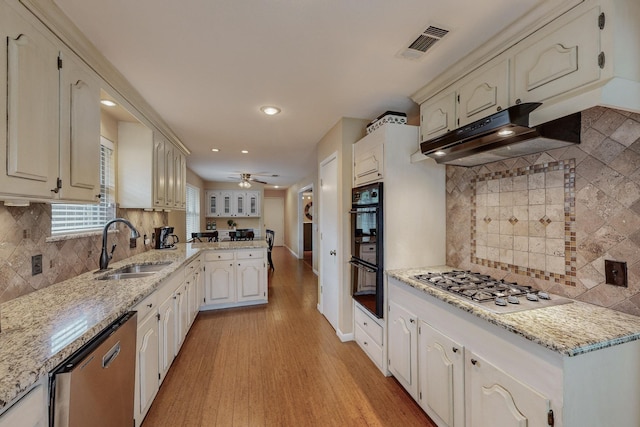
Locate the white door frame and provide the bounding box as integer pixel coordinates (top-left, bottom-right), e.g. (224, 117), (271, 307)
(297, 183), (313, 259)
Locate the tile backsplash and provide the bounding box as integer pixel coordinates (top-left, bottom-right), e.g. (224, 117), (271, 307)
(447, 106), (640, 316)
(0, 204), (167, 303)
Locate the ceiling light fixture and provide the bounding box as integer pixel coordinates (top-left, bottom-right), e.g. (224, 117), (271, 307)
(100, 99), (116, 107)
(498, 129), (516, 137)
(241, 150), (249, 154)
(211, 148), (220, 152)
(238, 180), (252, 189)
(260, 106), (281, 116)
(434, 150), (446, 157)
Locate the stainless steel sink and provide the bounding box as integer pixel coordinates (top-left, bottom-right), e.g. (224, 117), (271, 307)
(96, 262), (172, 280)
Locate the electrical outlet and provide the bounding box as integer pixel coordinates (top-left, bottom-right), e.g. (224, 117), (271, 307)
(605, 260), (627, 287)
(130, 237), (137, 249)
(32, 254), (43, 276)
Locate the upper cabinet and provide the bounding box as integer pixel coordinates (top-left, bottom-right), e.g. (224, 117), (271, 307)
(0, 0), (100, 203)
(413, 0), (640, 131)
(206, 190), (261, 217)
(118, 123), (187, 210)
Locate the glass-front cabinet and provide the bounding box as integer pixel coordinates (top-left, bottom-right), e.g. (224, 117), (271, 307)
(206, 190), (261, 217)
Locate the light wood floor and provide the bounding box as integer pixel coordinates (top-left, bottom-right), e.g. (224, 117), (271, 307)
(143, 247), (436, 427)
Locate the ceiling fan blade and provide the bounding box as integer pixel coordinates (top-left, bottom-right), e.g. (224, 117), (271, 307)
(250, 178), (268, 184)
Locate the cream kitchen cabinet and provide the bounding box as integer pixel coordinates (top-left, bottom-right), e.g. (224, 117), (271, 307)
(353, 302), (385, 373)
(158, 291), (177, 384)
(513, 5), (601, 106)
(466, 351), (550, 427)
(206, 190), (261, 217)
(133, 292), (159, 427)
(175, 281), (189, 353)
(353, 137), (383, 186)
(0, 382), (46, 427)
(0, 0), (100, 204)
(419, 90), (457, 142)
(202, 249), (267, 310)
(245, 190), (261, 217)
(418, 321), (465, 427)
(118, 123), (186, 210)
(387, 299), (419, 400)
(457, 59), (510, 126)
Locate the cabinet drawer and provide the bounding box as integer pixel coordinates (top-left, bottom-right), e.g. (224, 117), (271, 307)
(236, 250), (264, 260)
(355, 324), (383, 368)
(133, 293), (157, 321)
(354, 305), (383, 345)
(205, 251), (234, 261)
(184, 257), (201, 277)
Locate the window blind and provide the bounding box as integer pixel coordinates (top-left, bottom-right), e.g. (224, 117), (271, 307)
(186, 184), (200, 240)
(51, 137), (116, 235)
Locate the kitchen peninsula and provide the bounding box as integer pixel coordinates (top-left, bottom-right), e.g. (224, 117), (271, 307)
(386, 266), (640, 427)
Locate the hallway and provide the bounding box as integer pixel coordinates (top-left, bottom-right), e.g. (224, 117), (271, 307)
(142, 247), (435, 426)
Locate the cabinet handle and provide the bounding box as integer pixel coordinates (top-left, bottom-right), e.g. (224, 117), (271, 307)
(471, 359), (478, 366)
(409, 318), (415, 323)
(177, 292), (181, 296)
(147, 303), (153, 308)
(452, 347), (458, 353)
(363, 321), (368, 326)
(496, 106), (502, 112)
(363, 341), (368, 346)
(515, 98), (522, 104)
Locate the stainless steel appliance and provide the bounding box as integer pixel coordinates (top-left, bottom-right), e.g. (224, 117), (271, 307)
(154, 226), (179, 249)
(413, 270), (572, 314)
(350, 182), (383, 318)
(420, 103), (581, 166)
(50, 312), (137, 427)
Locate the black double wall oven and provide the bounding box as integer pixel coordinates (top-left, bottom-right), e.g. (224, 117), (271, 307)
(350, 182), (383, 318)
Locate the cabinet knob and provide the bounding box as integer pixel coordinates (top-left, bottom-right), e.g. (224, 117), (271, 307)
(147, 303), (153, 308)
(409, 318), (415, 323)
(515, 98), (522, 105)
(471, 359), (478, 366)
(496, 106), (502, 112)
(452, 347), (458, 353)
(363, 321), (368, 326)
(364, 341), (368, 346)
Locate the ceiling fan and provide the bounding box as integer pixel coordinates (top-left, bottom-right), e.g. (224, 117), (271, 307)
(228, 173), (273, 188)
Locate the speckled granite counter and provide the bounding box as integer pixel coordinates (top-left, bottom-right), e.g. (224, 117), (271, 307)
(388, 266), (640, 358)
(0, 243), (213, 410)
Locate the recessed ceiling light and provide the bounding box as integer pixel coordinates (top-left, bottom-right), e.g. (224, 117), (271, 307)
(434, 150), (446, 157)
(274, 186), (279, 189)
(100, 99), (116, 107)
(260, 106), (281, 116)
(211, 148), (220, 152)
(241, 150), (249, 154)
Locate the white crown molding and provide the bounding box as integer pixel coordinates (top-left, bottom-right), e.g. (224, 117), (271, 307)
(411, 0), (585, 105)
(18, 0), (191, 155)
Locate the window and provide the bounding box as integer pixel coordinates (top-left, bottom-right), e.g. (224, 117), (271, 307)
(186, 184), (200, 240)
(51, 137), (116, 235)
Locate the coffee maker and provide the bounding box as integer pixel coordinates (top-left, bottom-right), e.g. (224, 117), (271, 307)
(154, 226), (179, 249)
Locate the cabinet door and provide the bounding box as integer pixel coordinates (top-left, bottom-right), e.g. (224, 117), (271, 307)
(158, 294), (177, 383)
(0, 2), (59, 200)
(58, 50), (101, 202)
(174, 151), (186, 209)
(246, 190), (261, 217)
(205, 260), (235, 304)
(135, 312), (159, 426)
(419, 321), (465, 427)
(0, 384), (46, 427)
(353, 143), (384, 187)
(388, 300), (418, 399)
(175, 283), (189, 353)
(153, 136), (166, 207)
(220, 191), (233, 216)
(236, 259), (266, 302)
(420, 90), (456, 141)
(165, 142), (174, 207)
(458, 59), (510, 126)
(513, 6), (601, 104)
(206, 190), (219, 216)
(234, 192), (246, 216)
(466, 351), (551, 427)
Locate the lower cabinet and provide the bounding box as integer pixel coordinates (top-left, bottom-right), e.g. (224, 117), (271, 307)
(202, 249), (268, 310)
(353, 302), (386, 373)
(133, 293), (160, 427)
(387, 299), (418, 400)
(158, 292), (177, 383)
(0, 383), (46, 427)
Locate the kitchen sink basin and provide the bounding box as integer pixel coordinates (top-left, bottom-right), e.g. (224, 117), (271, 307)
(96, 262), (172, 280)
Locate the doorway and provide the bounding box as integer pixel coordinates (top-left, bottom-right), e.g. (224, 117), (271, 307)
(298, 184), (314, 269)
(264, 197), (284, 247)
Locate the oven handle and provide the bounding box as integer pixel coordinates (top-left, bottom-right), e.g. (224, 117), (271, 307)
(349, 259), (377, 273)
(349, 207), (378, 214)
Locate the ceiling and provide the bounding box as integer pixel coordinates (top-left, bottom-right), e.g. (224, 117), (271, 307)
(54, 0), (545, 188)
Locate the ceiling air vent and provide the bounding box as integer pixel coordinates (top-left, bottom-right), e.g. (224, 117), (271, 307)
(398, 25), (449, 60)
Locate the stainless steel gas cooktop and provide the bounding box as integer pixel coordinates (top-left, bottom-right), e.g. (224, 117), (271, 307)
(413, 270), (572, 314)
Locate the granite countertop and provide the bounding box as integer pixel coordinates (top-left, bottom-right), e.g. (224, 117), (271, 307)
(0, 242), (244, 410)
(388, 266), (640, 358)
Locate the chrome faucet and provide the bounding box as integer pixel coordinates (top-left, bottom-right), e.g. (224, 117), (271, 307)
(99, 218), (140, 270)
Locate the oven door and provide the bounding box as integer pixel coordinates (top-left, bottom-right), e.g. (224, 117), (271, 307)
(351, 206), (379, 268)
(350, 258), (382, 318)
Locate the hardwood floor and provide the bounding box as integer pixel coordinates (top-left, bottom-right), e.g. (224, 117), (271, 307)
(143, 247), (436, 427)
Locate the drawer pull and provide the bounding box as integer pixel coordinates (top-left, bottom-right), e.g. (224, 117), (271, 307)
(471, 359), (478, 366)
(363, 321), (368, 326)
(452, 347), (458, 353)
(147, 303), (153, 308)
(409, 318), (415, 323)
(364, 341), (368, 346)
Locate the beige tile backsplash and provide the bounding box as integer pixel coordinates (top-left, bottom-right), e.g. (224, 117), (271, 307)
(0, 205), (167, 303)
(446, 106), (640, 315)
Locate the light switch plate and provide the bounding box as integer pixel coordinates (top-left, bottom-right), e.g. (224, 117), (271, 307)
(605, 260), (627, 287)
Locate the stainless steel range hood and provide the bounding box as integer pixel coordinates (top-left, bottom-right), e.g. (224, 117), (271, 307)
(420, 102), (581, 167)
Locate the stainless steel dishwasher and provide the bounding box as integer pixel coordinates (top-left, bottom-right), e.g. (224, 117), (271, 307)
(50, 311), (137, 427)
